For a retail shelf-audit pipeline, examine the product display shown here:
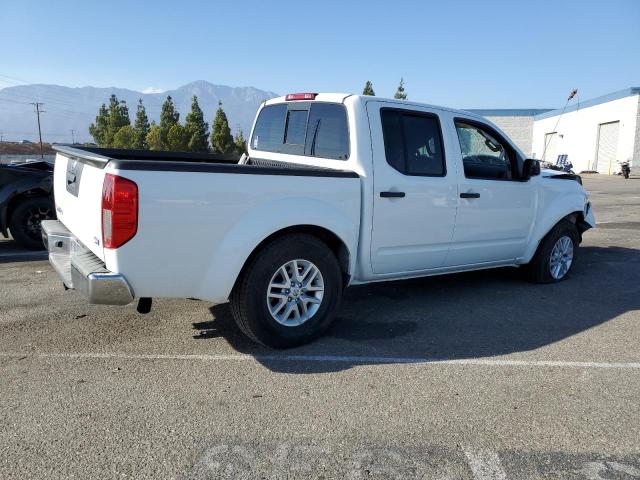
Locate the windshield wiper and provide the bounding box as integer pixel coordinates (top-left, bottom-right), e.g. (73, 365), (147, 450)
(310, 119), (321, 156)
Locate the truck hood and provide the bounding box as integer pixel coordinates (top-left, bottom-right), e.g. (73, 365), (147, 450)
(540, 168), (583, 185)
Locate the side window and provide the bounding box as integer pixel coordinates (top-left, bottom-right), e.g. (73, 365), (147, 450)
(250, 102), (349, 160)
(455, 121), (514, 180)
(251, 104), (286, 152)
(380, 109), (445, 176)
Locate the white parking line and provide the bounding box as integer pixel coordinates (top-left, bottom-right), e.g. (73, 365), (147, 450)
(463, 447), (508, 480)
(1, 351), (639, 369)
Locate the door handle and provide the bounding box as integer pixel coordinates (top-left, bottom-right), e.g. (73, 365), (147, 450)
(460, 192), (480, 199)
(380, 191), (405, 198)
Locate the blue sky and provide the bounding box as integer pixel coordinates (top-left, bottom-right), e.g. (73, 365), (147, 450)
(2, 0), (639, 109)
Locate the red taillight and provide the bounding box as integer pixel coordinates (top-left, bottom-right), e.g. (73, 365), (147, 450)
(102, 173), (138, 249)
(285, 93), (317, 101)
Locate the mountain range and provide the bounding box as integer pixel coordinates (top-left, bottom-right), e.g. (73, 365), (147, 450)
(0, 81), (279, 143)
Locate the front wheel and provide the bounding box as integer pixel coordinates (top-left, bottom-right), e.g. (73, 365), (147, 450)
(230, 234), (343, 348)
(525, 219), (579, 284)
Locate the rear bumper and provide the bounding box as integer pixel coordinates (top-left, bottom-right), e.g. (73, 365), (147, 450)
(41, 220), (134, 305)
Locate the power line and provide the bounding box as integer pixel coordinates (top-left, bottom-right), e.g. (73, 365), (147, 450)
(0, 96), (95, 120)
(1, 90), (90, 111)
(0, 97), (30, 105)
(0, 129), (88, 136)
(0, 73), (33, 85)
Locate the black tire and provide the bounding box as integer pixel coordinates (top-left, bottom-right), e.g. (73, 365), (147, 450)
(9, 196), (55, 250)
(230, 234), (343, 348)
(525, 219), (579, 284)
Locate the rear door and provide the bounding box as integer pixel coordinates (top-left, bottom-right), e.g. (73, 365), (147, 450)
(368, 103), (458, 274)
(446, 118), (536, 266)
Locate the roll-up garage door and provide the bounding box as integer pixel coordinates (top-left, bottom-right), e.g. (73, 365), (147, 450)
(596, 121), (620, 174)
(543, 132), (558, 163)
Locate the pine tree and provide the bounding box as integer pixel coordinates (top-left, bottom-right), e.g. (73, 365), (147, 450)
(106, 95), (130, 146)
(89, 104), (110, 146)
(146, 123), (163, 151)
(210, 102), (234, 154)
(362, 81), (375, 96)
(159, 95), (180, 149)
(394, 78), (407, 100)
(112, 125), (136, 149)
(167, 124), (189, 151)
(184, 95), (209, 153)
(133, 99), (150, 149)
(234, 129), (247, 156)
(89, 95), (129, 147)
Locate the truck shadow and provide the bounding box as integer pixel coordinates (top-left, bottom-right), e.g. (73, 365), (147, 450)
(0, 239), (48, 263)
(193, 245), (640, 374)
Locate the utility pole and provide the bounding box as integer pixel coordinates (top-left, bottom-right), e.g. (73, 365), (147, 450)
(30, 102), (45, 159)
(70, 129), (76, 144)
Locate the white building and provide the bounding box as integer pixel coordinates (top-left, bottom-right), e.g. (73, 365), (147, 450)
(466, 109), (551, 156)
(468, 87), (640, 174)
(532, 88), (640, 174)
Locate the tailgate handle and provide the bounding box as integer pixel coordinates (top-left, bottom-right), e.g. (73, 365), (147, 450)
(460, 192), (480, 199)
(380, 191), (405, 198)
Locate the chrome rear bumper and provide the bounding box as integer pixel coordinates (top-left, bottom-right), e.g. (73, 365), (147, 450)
(41, 220), (134, 305)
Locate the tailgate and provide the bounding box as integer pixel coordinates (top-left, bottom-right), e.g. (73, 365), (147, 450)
(53, 151), (106, 261)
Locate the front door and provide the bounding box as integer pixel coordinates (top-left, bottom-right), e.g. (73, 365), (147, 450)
(446, 119), (536, 267)
(368, 103), (458, 274)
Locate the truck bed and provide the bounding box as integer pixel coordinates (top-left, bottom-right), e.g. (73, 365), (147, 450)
(53, 146), (358, 178)
(54, 145), (240, 165)
(51, 145), (361, 302)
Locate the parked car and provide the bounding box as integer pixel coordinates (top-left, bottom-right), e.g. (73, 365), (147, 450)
(41, 93), (596, 348)
(0, 160), (56, 249)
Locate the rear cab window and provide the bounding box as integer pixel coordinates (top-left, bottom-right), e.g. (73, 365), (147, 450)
(251, 102), (349, 160)
(380, 108), (446, 176)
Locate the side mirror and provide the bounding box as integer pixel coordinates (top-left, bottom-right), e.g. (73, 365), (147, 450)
(522, 159), (541, 180)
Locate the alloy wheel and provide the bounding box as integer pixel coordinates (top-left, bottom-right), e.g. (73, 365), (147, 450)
(549, 235), (574, 280)
(266, 259), (324, 327)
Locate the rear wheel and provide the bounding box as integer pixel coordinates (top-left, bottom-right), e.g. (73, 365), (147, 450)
(9, 196), (55, 250)
(230, 234), (343, 348)
(525, 219), (579, 284)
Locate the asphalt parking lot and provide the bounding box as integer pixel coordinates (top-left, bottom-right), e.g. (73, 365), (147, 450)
(1, 175), (639, 479)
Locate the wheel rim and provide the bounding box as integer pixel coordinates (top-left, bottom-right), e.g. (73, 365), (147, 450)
(23, 205), (54, 241)
(266, 259), (324, 327)
(549, 235), (574, 280)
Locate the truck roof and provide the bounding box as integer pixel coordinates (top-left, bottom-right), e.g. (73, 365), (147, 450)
(264, 93), (487, 122)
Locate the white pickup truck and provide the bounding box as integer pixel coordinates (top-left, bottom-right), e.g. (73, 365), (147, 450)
(43, 92), (595, 348)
